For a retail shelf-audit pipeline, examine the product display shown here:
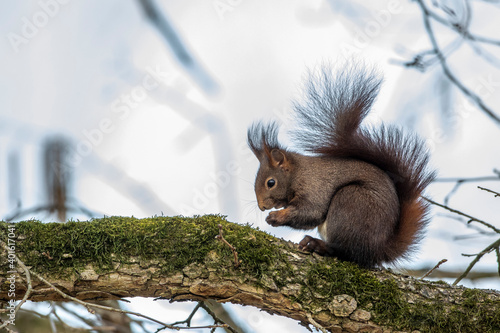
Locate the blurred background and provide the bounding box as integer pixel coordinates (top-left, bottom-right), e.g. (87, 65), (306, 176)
(1, 0), (499, 332)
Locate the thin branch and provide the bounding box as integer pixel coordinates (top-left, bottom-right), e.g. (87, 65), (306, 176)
(443, 181), (462, 206)
(496, 247), (500, 277)
(4, 203), (97, 223)
(167, 302), (202, 328)
(0, 240), (33, 331)
(433, 2), (500, 48)
(306, 312), (328, 333)
(137, 0), (218, 94)
(454, 232), (497, 241)
(415, 0), (500, 125)
(215, 224), (240, 268)
(453, 237), (500, 286)
(478, 186), (500, 197)
(434, 175), (500, 183)
(466, 33), (500, 47)
(198, 302), (238, 333)
(59, 303), (102, 330)
(27, 267), (228, 331)
(0, 325), (16, 333)
(49, 304), (89, 332)
(423, 196), (500, 285)
(432, 171), (500, 204)
(420, 259), (448, 280)
(466, 38), (500, 69)
(399, 37), (464, 72)
(424, 197), (500, 233)
(418, 0), (500, 65)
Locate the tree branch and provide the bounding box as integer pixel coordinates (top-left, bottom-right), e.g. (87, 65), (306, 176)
(0, 216), (499, 332)
(136, 0), (218, 94)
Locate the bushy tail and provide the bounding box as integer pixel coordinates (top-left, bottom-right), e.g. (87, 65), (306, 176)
(292, 63), (436, 262)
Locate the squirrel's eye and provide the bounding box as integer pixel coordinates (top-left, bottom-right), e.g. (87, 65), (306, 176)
(267, 178), (276, 189)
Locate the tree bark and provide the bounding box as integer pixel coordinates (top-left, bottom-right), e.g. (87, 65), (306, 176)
(1, 215), (499, 332)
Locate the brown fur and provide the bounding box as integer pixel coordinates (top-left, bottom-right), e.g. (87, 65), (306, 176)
(248, 63), (435, 267)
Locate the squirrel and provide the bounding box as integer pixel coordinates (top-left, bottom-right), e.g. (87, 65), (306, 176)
(247, 63), (435, 268)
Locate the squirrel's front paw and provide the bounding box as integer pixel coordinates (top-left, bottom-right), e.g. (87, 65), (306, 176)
(266, 210), (288, 227)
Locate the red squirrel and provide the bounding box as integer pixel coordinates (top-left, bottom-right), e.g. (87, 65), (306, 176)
(247, 64), (435, 268)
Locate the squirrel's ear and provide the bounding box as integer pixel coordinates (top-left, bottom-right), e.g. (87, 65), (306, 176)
(270, 149), (291, 171)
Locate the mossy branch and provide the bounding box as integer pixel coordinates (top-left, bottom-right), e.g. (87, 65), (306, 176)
(1, 215), (499, 332)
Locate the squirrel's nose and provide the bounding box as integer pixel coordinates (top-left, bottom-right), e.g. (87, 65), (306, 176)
(258, 201), (267, 211)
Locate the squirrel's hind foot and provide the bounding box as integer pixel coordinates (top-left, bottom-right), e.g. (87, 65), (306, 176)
(298, 235), (329, 255)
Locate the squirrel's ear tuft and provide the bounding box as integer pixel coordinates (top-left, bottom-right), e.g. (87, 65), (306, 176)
(247, 121), (282, 159)
(270, 149), (291, 171)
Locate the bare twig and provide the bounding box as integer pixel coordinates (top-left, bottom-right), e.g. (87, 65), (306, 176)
(306, 312), (328, 333)
(215, 224), (240, 267)
(422, 2), (500, 49)
(415, 0), (500, 125)
(198, 302), (239, 333)
(4, 203), (96, 222)
(467, 33), (500, 47)
(453, 237), (500, 286)
(496, 247), (500, 277)
(59, 303), (103, 329)
(420, 259), (448, 280)
(443, 181), (462, 206)
(478, 186), (500, 197)
(424, 197), (500, 285)
(431, 171), (500, 206)
(137, 0), (218, 94)
(434, 175), (500, 183)
(466, 37), (500, 69)
(424, 197), (500, 234)
(0, 325), (16, 333)
(0, 242), (231, 332)
(0, 240), (33, 331)
(26, 267), (228, 331)
(49, 303), (90, 332)
(167, 302), (202, 328)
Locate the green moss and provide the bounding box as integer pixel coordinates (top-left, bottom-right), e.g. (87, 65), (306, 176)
(299, 259), (500, 332)
(407, 294), (500, 333)
(300, 261), (407, 326)
(0, 215), (285, 280)
(215, 222), (287, 279)
(1, 216), (498, 332)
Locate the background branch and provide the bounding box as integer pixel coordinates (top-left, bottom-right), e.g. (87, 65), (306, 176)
(411, 0), (500, 126)
(137, 0), (218, 94)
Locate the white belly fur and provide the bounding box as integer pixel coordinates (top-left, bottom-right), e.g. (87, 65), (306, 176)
(317, 221), (328, 241)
